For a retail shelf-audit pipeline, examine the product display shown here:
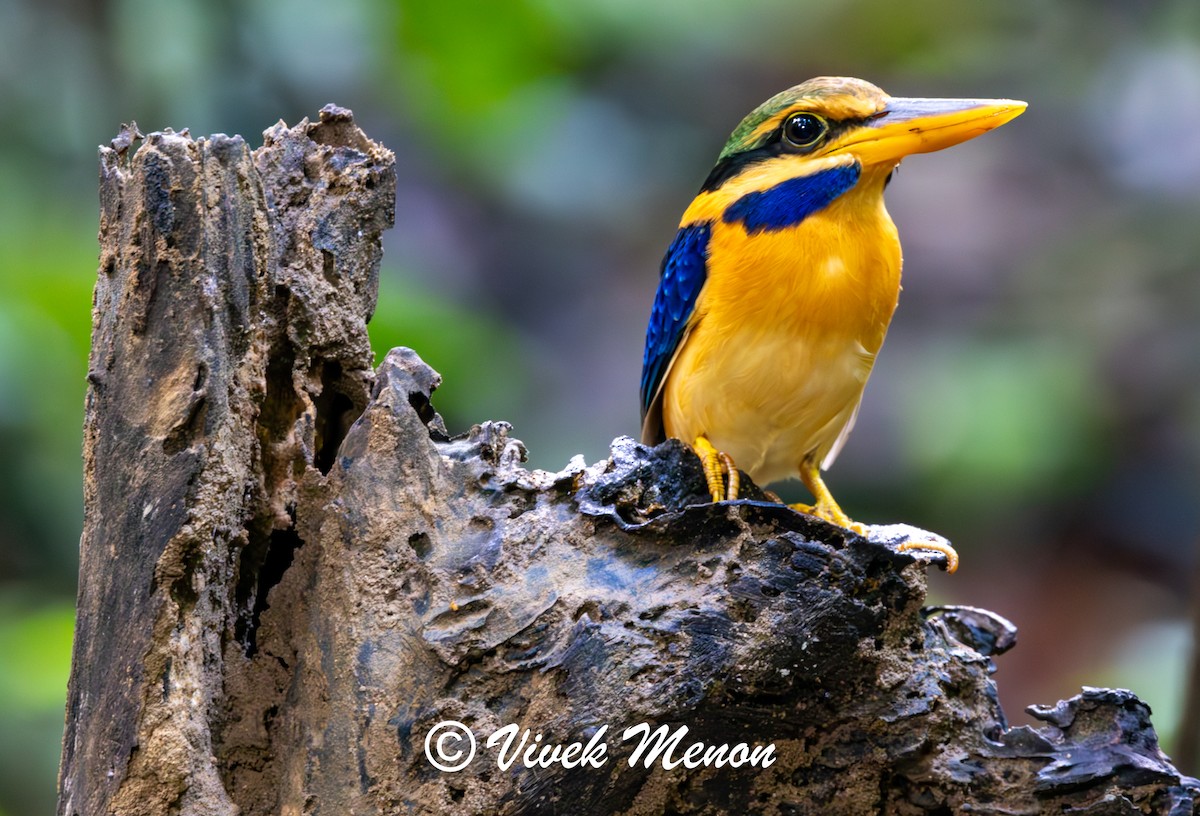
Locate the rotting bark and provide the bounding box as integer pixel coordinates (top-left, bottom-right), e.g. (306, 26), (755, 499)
(60, 108), (1200, 816)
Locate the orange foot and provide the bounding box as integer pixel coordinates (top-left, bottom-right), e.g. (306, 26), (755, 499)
(785, 457), (961, 574)
(693, 435), (739, 502)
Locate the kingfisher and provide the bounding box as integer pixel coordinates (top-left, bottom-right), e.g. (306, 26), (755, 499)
(639, 77), (1025, 572)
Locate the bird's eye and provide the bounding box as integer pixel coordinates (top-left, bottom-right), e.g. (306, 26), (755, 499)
(782, 113), (827, 148)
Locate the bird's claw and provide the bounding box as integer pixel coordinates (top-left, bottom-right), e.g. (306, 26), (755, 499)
(694, 436), (739, 502)
(894, 539), (960, 574)
(792, 509), (961, 573)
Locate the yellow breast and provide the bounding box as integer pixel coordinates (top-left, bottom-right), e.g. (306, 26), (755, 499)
(661, 166), (901, 484)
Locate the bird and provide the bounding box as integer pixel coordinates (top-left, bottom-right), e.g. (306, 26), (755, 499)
(639, 77), (1026, 573)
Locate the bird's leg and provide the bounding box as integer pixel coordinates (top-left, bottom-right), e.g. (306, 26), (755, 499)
(791, 456), (864, 534)
(693, 435), (739, 502)
(791, 457), (960, 573)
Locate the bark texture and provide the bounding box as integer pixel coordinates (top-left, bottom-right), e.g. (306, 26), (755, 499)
(60, 108), (1200, 815)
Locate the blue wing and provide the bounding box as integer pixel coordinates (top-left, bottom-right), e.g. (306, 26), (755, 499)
(638, 165), (861, 443)
(640, 222), (712, 441)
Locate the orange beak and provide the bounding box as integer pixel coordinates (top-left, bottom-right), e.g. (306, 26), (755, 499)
(830, 96), (1027, 165)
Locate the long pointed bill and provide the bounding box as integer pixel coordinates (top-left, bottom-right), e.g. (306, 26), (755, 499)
(831, 97), (1027, 165)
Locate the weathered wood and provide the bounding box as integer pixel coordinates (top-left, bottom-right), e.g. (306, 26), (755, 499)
(61, 108), (1200, 815)
(61, 106), (392, 816)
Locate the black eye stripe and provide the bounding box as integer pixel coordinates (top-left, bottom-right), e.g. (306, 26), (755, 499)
(698, 113), (875, 193)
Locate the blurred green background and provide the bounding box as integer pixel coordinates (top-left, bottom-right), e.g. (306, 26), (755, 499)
(3, 0), (1200, 812)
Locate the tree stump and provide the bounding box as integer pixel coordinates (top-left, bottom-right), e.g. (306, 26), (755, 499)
(59, 107), (1200, 815)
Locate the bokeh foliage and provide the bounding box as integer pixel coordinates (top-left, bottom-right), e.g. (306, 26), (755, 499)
(2, 1), (1199, 813)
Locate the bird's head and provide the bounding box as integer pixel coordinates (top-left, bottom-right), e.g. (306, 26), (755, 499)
(700, 76), (1026, 194)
